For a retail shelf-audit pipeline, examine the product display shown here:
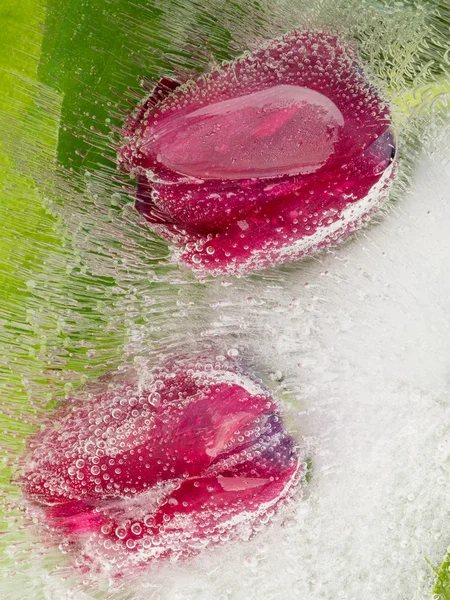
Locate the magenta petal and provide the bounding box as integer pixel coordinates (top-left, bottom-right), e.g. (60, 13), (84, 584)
(20, 361), (301, 570)
(120, 30), (396, 274)
(145, 85), (344, 180)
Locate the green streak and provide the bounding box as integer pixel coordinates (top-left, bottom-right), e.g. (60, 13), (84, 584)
(0, 2), (62, 563)
(0, 0), (62, 443)
(39, 0), (163, 171)
(433, 555), (450, 599)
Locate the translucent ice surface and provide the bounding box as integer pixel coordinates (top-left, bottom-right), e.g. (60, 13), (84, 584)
(1, 0), (449, 599)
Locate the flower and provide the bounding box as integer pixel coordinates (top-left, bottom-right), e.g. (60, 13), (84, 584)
(120, 30), (396, 275)
(19, 359), (301, 571)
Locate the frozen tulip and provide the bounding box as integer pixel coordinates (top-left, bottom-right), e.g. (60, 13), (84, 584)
(20, 360), (301, 571)
(120, 30), (396, 275)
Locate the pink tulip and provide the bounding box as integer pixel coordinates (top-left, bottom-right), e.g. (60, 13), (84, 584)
(20, 359), (301, 572)
(120, 30), (396, 275)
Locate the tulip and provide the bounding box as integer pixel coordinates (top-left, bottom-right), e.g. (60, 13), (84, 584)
(20, 359), (301, 571)
(120, 30), (396, 275)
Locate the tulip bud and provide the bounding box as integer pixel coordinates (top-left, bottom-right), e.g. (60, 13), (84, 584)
(20, 359), (301, 572)
(121, 30), (396, 275)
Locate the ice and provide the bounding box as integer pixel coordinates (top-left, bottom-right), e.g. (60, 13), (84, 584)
(201, 135), (450, 600)
(1, 0), (450, 598)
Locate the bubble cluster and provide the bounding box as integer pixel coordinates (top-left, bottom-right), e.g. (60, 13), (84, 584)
(120, 30), (396, 275)
(19, 358), (301, 572)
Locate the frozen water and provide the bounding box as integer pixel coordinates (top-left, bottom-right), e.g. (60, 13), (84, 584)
(1, 0), (450, 599)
